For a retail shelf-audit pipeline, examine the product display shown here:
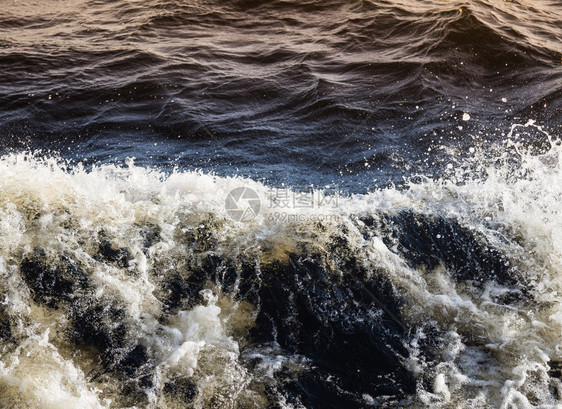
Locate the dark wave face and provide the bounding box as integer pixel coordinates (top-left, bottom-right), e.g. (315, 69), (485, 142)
(0, 1), (561, 408)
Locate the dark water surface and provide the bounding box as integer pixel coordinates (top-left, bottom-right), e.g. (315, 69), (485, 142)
(0, 1), (561, 408)
(1, 0), (560, 188)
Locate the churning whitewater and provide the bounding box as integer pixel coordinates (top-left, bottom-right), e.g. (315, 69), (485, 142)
(0, 121), (561, 408)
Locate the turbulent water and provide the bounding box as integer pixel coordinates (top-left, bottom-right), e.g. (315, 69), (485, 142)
(0, 0), (561, 408)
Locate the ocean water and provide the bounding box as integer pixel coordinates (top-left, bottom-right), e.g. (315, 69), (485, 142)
(0, 0), (561, 408)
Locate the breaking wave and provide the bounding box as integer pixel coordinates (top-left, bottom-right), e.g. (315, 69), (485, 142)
(0, 121), (561, 408)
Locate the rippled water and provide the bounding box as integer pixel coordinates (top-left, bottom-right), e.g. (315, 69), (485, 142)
(0, 0), (561, 408)
(1, 0), (560, 188)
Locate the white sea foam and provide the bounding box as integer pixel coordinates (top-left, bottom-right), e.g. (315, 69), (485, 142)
(0, 120), (561, 407)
